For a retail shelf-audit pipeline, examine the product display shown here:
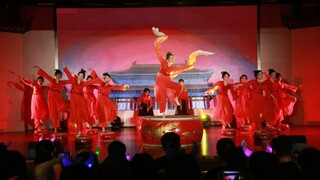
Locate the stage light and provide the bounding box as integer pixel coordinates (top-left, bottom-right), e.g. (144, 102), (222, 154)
(199, 114), (210, 128)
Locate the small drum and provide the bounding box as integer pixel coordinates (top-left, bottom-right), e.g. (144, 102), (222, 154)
(75, 136), (92, 148)
(254, 131), (274, 146)
(221, 128), (236, 137)
(84, 129), (99, 136)
(140, 115), (203, 147)
(100, 132), (116, 142)
(241, 125), (252, 133)
(34, 129), (49, 137)
(68, 122), (79, 134)
(54, 133), (68, 142)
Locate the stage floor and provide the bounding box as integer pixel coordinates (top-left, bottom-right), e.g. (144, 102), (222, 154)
(1, 126), (319, 160)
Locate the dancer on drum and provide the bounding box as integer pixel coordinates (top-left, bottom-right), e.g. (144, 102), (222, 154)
(91, 71), (129, 132)
(83, 75), (98, 127)
(61, 60), (100, 137)
(19, 75), (49, 131)
(276, 73), (297, 117)
(207, 71), (237, 129)
(34, 66), (69, 133)
(234, 74), (251, 128)
(177, 79), (189, 115)
(137, 88), (154, 116)
(152, 27), (214, 118)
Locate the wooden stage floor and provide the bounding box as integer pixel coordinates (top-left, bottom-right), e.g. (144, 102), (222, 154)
(1, 126), (319, 160)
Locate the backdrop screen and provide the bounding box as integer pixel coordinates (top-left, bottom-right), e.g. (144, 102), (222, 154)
(56, 6), (257, 89)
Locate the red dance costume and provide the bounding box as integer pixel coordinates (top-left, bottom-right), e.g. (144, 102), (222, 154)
(262, 79), (282, 125)
(83, 85), (97, 119)
(37, 68), (69, 128)
(208, 81), (237, 126)
(137, 93), (154, 116)
(234, 83), (251, 127)
(20, 77), (49, 129)
(91, 71), (127, 127)
(278, 81), (297, 116)
(154, 37), (196, 113)
(245, 80), (267, 128)
(63, 67), (100, 132)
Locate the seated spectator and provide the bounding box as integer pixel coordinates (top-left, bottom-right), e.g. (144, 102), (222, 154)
(166, 153), (201, 180)
(204, 138), (237, 180)
(128, 153), (160, 180)
(248, 151), (279, 180)
(60, 163), (93, 180)
(34, 140), (62, 180)
(0, 149), (27, 180)
(271, 135), (301, 180)
(298, 147), (320, 180)
(98, 140), (129, 180)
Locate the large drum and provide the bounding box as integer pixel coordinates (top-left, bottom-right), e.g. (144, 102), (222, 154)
(140, 115), (203, 147)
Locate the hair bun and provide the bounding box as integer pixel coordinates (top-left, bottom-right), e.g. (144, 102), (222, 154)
(221, 71), (226, 75)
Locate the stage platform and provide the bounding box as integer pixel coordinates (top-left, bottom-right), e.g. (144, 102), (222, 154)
(0, 125), (319, 161)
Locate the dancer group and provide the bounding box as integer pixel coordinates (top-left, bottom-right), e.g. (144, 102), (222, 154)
(206, 69), (297, 132)
(19, 27), (296, 135)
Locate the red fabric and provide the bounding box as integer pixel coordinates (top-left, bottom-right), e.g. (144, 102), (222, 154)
(278, 81), (297, 116)
(137, 93), (153, 110)
(262, 79), (282, 125)
(244, 80), (267, 128)
(208, 81), (236, 126)
(83, 85), (97, 121)
(95, 84), (126, 127)
(20, 77), (49, 129)
(64, 67), (100, 131)
(38, 68), (69, 128)
(234, 83), (251, 126)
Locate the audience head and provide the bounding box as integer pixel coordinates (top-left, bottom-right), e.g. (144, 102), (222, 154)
(216, 138), (236, 163)
(248, 151), (279, 180)
(108, 140), (127, 158)
(166, 153), (201, 180)
(298, 147), (320, 180)
(60, 163), (93, 180)
(161, 132), (181, 155)
(0, 150), (27, 180)
(271, 135), (293, 159)
(129, 153), (158, 179)
(34, 140), (54, 164)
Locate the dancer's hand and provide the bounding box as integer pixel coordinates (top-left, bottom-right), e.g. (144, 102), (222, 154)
(60, 59), (66, 67)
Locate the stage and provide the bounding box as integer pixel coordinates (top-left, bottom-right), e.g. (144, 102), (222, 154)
(1, 125), (319, 161)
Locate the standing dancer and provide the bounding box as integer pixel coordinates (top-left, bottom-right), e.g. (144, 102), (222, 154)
(19, 75), (49, 131)
(83, 75), (98, 127)
(62, 60), (100, 136)
(137, 88), (154, 116)
(34, 66), (69, 133)
(177, 79), (189, 115)
(91, 71), (129, 132)
(276, 73), (297, 117)
(152, 27), (214, 118)
(234, 74), (251, 127)
(263, 69), (282, 127)
(244, 70), (268, 130)
(207, 71), (237, 129)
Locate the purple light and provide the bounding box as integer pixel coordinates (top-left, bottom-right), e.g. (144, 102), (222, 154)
(242, 140), (253, 157)
(265, 143), (273, 153)
(126, 153), (131, 161)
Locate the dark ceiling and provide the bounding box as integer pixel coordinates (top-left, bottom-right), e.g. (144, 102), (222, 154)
(0, 0), (319, 33)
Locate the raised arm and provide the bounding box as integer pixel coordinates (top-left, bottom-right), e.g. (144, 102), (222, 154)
(152, 27), (168, 63)
(19, 76), (34, 88)
(207, 82), (220, 95)
(35, 66), (54, 83)
(111, 84), (128, 91)
(280, 82), (297, 93)
(89, 70), (104, 85)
